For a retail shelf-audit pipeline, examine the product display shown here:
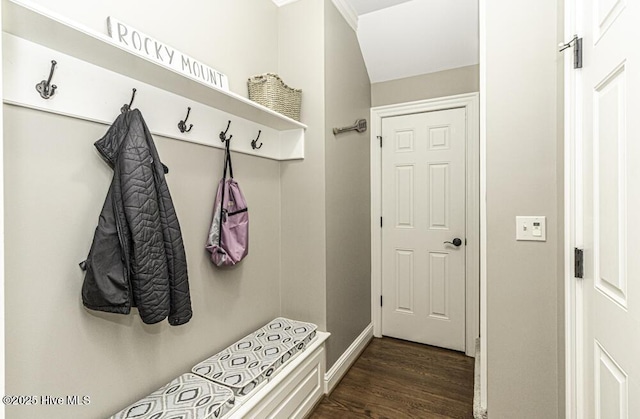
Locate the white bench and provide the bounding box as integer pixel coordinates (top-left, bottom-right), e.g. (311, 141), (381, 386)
(226, 330), (329, 418)
(110, 318), (330, 419)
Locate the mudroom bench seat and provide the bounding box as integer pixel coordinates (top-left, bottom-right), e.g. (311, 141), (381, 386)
(110, 318), (330, 419)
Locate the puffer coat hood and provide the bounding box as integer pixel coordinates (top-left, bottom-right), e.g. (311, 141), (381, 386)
(81, 109), (192, 326)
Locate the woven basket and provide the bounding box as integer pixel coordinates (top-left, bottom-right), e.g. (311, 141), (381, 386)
(248, 73), (302, 121)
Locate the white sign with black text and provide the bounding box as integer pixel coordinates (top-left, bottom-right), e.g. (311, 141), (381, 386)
(106, 17), (229, 91)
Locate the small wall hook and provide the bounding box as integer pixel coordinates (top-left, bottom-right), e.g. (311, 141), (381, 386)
(178, 107), (193, 133)
(219, 120), (233, 143)
(121, 88), (137, 113)
(35, 60), (58, 99)
(251, 130), (263, 150)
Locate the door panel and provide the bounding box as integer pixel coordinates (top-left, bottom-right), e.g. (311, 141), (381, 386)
(594, 340), (628, 418)
(578, 0), (640, 416)
(429, 163), (450, 229)
(395, 165), (414, 227)
(381, 108), (466, 351)
(395, 249), (414, 313)
(429, 252), (449, 319)
(594, 64), (627, 307)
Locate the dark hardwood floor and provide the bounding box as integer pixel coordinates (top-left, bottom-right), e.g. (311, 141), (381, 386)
(309, 337), (474, 419)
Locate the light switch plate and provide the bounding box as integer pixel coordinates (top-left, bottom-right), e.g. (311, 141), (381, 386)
(516, 216), (546, 241)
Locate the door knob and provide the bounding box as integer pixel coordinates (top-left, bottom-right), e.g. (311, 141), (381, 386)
(444, 238), (462, 247)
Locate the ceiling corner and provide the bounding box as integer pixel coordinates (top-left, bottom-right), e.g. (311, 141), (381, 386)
(271, 0), (358, 31)
(271, 0), (301, 7)
(331, 0), (358, 31)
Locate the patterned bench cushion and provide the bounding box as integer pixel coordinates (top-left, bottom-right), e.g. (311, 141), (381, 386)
(192, 317), (317, 396)
(110, 373), (234, 419)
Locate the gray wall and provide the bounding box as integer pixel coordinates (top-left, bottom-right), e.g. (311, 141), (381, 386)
(371, 64), (479, 107)
(323, 0), (372, 368)
(278, 0), (328, 329)
(278, 0), (373, 366)
(4, 1), (284, 418)
(485, 0), (561, 417)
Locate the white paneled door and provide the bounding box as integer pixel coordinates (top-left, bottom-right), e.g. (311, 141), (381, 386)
(577, 0), (640, 416)
(381, 108), (466, 351)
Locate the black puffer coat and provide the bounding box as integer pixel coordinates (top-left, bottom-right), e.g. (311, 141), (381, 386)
(81, 109), (192, 326)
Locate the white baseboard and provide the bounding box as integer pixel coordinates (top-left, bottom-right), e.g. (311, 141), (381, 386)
(473, 337), (488, 419)
(324, 323), (373, 394)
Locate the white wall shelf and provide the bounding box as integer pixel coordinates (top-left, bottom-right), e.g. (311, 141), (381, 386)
(2, 0), (306, 160)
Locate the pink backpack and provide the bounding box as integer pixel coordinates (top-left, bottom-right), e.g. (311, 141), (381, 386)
(206, 136), (249, 266)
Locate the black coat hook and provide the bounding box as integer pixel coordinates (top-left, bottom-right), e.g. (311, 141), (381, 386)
(219, 120), (233, 143)
(121, 88), (137, 113)
(35, 60), (57, 99)
(178, 107), (193, 133)
(251, 130), (263, 150)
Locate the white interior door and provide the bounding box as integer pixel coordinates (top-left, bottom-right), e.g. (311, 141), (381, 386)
(381, 108), (466, 352)
(577, 0), (640, 416)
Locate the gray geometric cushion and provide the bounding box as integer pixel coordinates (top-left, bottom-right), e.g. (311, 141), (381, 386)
(110, 373), (234, 419)
(192, 317), (317, 396)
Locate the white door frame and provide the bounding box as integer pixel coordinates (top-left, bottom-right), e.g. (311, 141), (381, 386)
(370, 92), (480, 357)
(564, 0), (581, 417)
(0, 0), (6, 412)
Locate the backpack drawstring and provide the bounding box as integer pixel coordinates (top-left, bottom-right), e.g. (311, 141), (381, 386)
(218, 138), (235, 246)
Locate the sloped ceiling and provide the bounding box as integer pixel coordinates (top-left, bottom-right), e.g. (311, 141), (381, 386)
(346, 0), (413, 15)
(272, 0), (478, 84)
(353, 0), (479, 83)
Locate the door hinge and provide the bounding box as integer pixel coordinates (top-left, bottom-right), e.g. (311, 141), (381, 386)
(380, 217), (383, 228)
(559, 35), (582, 69)
(377, 135), (382, 148)
(380, 295), (383, 306)
(574, 247), (584, 279)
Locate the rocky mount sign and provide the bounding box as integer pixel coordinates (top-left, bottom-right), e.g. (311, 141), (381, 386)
(107, 17), (229, 91)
